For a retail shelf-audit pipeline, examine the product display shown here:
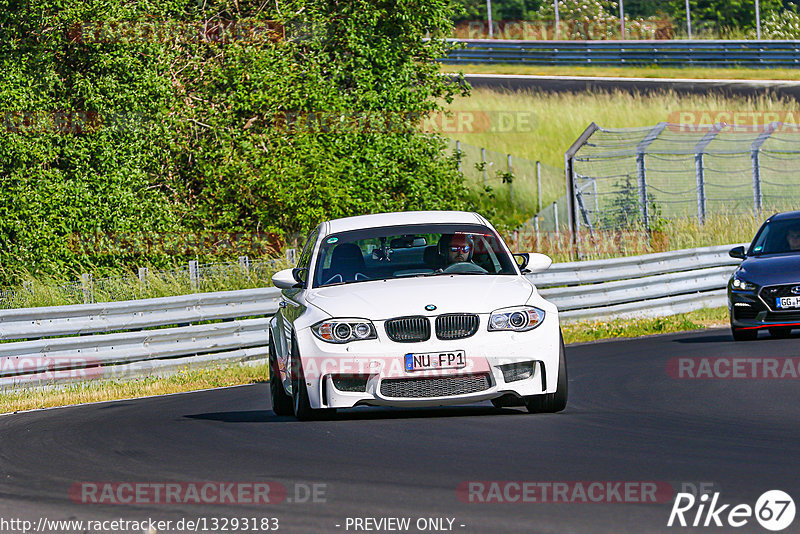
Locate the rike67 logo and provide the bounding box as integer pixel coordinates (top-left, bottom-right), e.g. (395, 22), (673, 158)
(668, 490), (795, 531)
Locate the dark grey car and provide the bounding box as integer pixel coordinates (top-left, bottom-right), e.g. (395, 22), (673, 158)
(728, 210), (800, 341)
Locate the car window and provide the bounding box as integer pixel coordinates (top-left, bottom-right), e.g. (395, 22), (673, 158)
(295, 227), (319, 283)
(751, 219), (800, 255)
(312, 223), (517, 288)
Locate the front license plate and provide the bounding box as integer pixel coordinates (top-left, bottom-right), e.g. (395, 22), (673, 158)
(777, 296), (800, 309)
(405, 350), (466, 371)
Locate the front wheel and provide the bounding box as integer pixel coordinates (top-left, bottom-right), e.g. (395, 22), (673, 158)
(269, 341), (293, 416)
(290, 340), (335, 421)
(525, 333), (568, 414)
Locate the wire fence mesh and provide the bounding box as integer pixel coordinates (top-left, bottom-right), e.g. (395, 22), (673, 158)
(571, 123), (800, 233)
(449, 139), (564, 221)
(0, 256), (290, 310)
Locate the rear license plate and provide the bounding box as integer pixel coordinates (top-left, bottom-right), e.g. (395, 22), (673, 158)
(777, 296), (800, 309)
(405, 350), (466, 371)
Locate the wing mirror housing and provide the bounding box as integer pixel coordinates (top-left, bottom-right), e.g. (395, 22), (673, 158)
(272, 268), (304, 289)
(729, 246), (746, 260)
(514, 253), (553, 274)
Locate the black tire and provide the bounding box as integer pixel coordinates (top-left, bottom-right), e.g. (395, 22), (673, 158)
(269, 341), (293, 416)
(769, 327), (792, 339)
(525, 333), (568, 414)
(290, 340), (335, 421)
(731, 326), (758, 341)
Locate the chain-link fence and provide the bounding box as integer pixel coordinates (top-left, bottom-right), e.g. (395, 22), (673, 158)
(568, 122), (800, 234)
(450, 139), (563, 221)
(0, 254), (293, 309)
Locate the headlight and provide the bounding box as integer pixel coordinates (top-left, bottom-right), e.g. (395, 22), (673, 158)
(488, 306), (545, 332)
(731, 277), (756, 291)
(312, 319), (377, 343)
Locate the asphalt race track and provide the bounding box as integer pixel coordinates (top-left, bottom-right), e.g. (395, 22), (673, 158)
(2, 328), (800, 533)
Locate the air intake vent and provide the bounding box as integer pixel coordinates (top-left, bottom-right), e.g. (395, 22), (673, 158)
(380, 374), (491, 398)
(499, 361), (535, 383)
(331, 375), (370, 393)
(435, 313), (479, 340)
(385, 316), (431, 343)
(734, 307), (758, 321)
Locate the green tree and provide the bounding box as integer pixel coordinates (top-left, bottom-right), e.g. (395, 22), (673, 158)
(668, 0), (782, 32)
(0, 0), (470, 283)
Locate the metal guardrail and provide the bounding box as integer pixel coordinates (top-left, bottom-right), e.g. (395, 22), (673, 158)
(0, 288), (281, 389)
(0, 244), (743, 389)
(531, 244), (745, 321)
(444, 39), (800, 67)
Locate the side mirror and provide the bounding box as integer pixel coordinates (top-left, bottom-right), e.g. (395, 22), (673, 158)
(513, 253), (530, 272)
(272, 268), (300, 289)
(292, 267), (308, 284)
(524, 252), (553, 274)
(729, 246), (746, 260)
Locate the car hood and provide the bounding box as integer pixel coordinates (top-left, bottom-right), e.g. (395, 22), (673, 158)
(306, 275), (534, 320)
(739, 254), (800, 285)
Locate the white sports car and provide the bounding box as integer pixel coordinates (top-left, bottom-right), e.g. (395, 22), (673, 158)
(268, 211), (567, 420)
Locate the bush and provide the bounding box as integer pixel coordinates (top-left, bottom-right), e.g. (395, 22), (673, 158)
(0, 0), (469, 284)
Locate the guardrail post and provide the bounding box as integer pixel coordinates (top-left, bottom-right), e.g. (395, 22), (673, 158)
(81, 273), (93, 304)
(239, 255), (250, 273)
(138, 267), (148, 283)
(189, 260), (199, 290)
(750, 122), (777, 216)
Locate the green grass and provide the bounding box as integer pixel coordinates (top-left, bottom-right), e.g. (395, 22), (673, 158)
(561, 306), (729, 344)
(1, 257), (290, 309)
(517, 212), (770, 263)
(443, 87), (800, 171)
(0, 362), (269, 414)
(448, 63), (800, 81)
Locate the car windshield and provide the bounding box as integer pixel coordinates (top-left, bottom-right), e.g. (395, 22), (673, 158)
(750, 218), (800, 255)
(312, 223), (517, 288)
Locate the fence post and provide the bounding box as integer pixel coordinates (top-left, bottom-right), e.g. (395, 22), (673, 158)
(138, 267), (148, 283)
(238, 255), (250, 273)
(189, 260), (199, 290)
(553, 202), (560, 239)
(751, 122), (777, 216)
(536, 160), (542, 212)
(635, 122), (667, 232)
(286, 248), (297, 266)
(456, 140), (462, 173)
(694, 152), (706, 224)
(506, 154), (514, 206)
(481, 148), (487, 186)
(565, 123), (599, 261)
(693, 124), (722, 225)
(81, 273), (93, 304)
(533, 215), (540, 248)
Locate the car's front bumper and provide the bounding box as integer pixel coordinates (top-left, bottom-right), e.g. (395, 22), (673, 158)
(729, 285), (800, 330)
(294, 313), (561, 409)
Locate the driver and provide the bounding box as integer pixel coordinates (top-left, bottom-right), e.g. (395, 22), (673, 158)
(445, 233), (475, 265)
(787, 223), (800, 251)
